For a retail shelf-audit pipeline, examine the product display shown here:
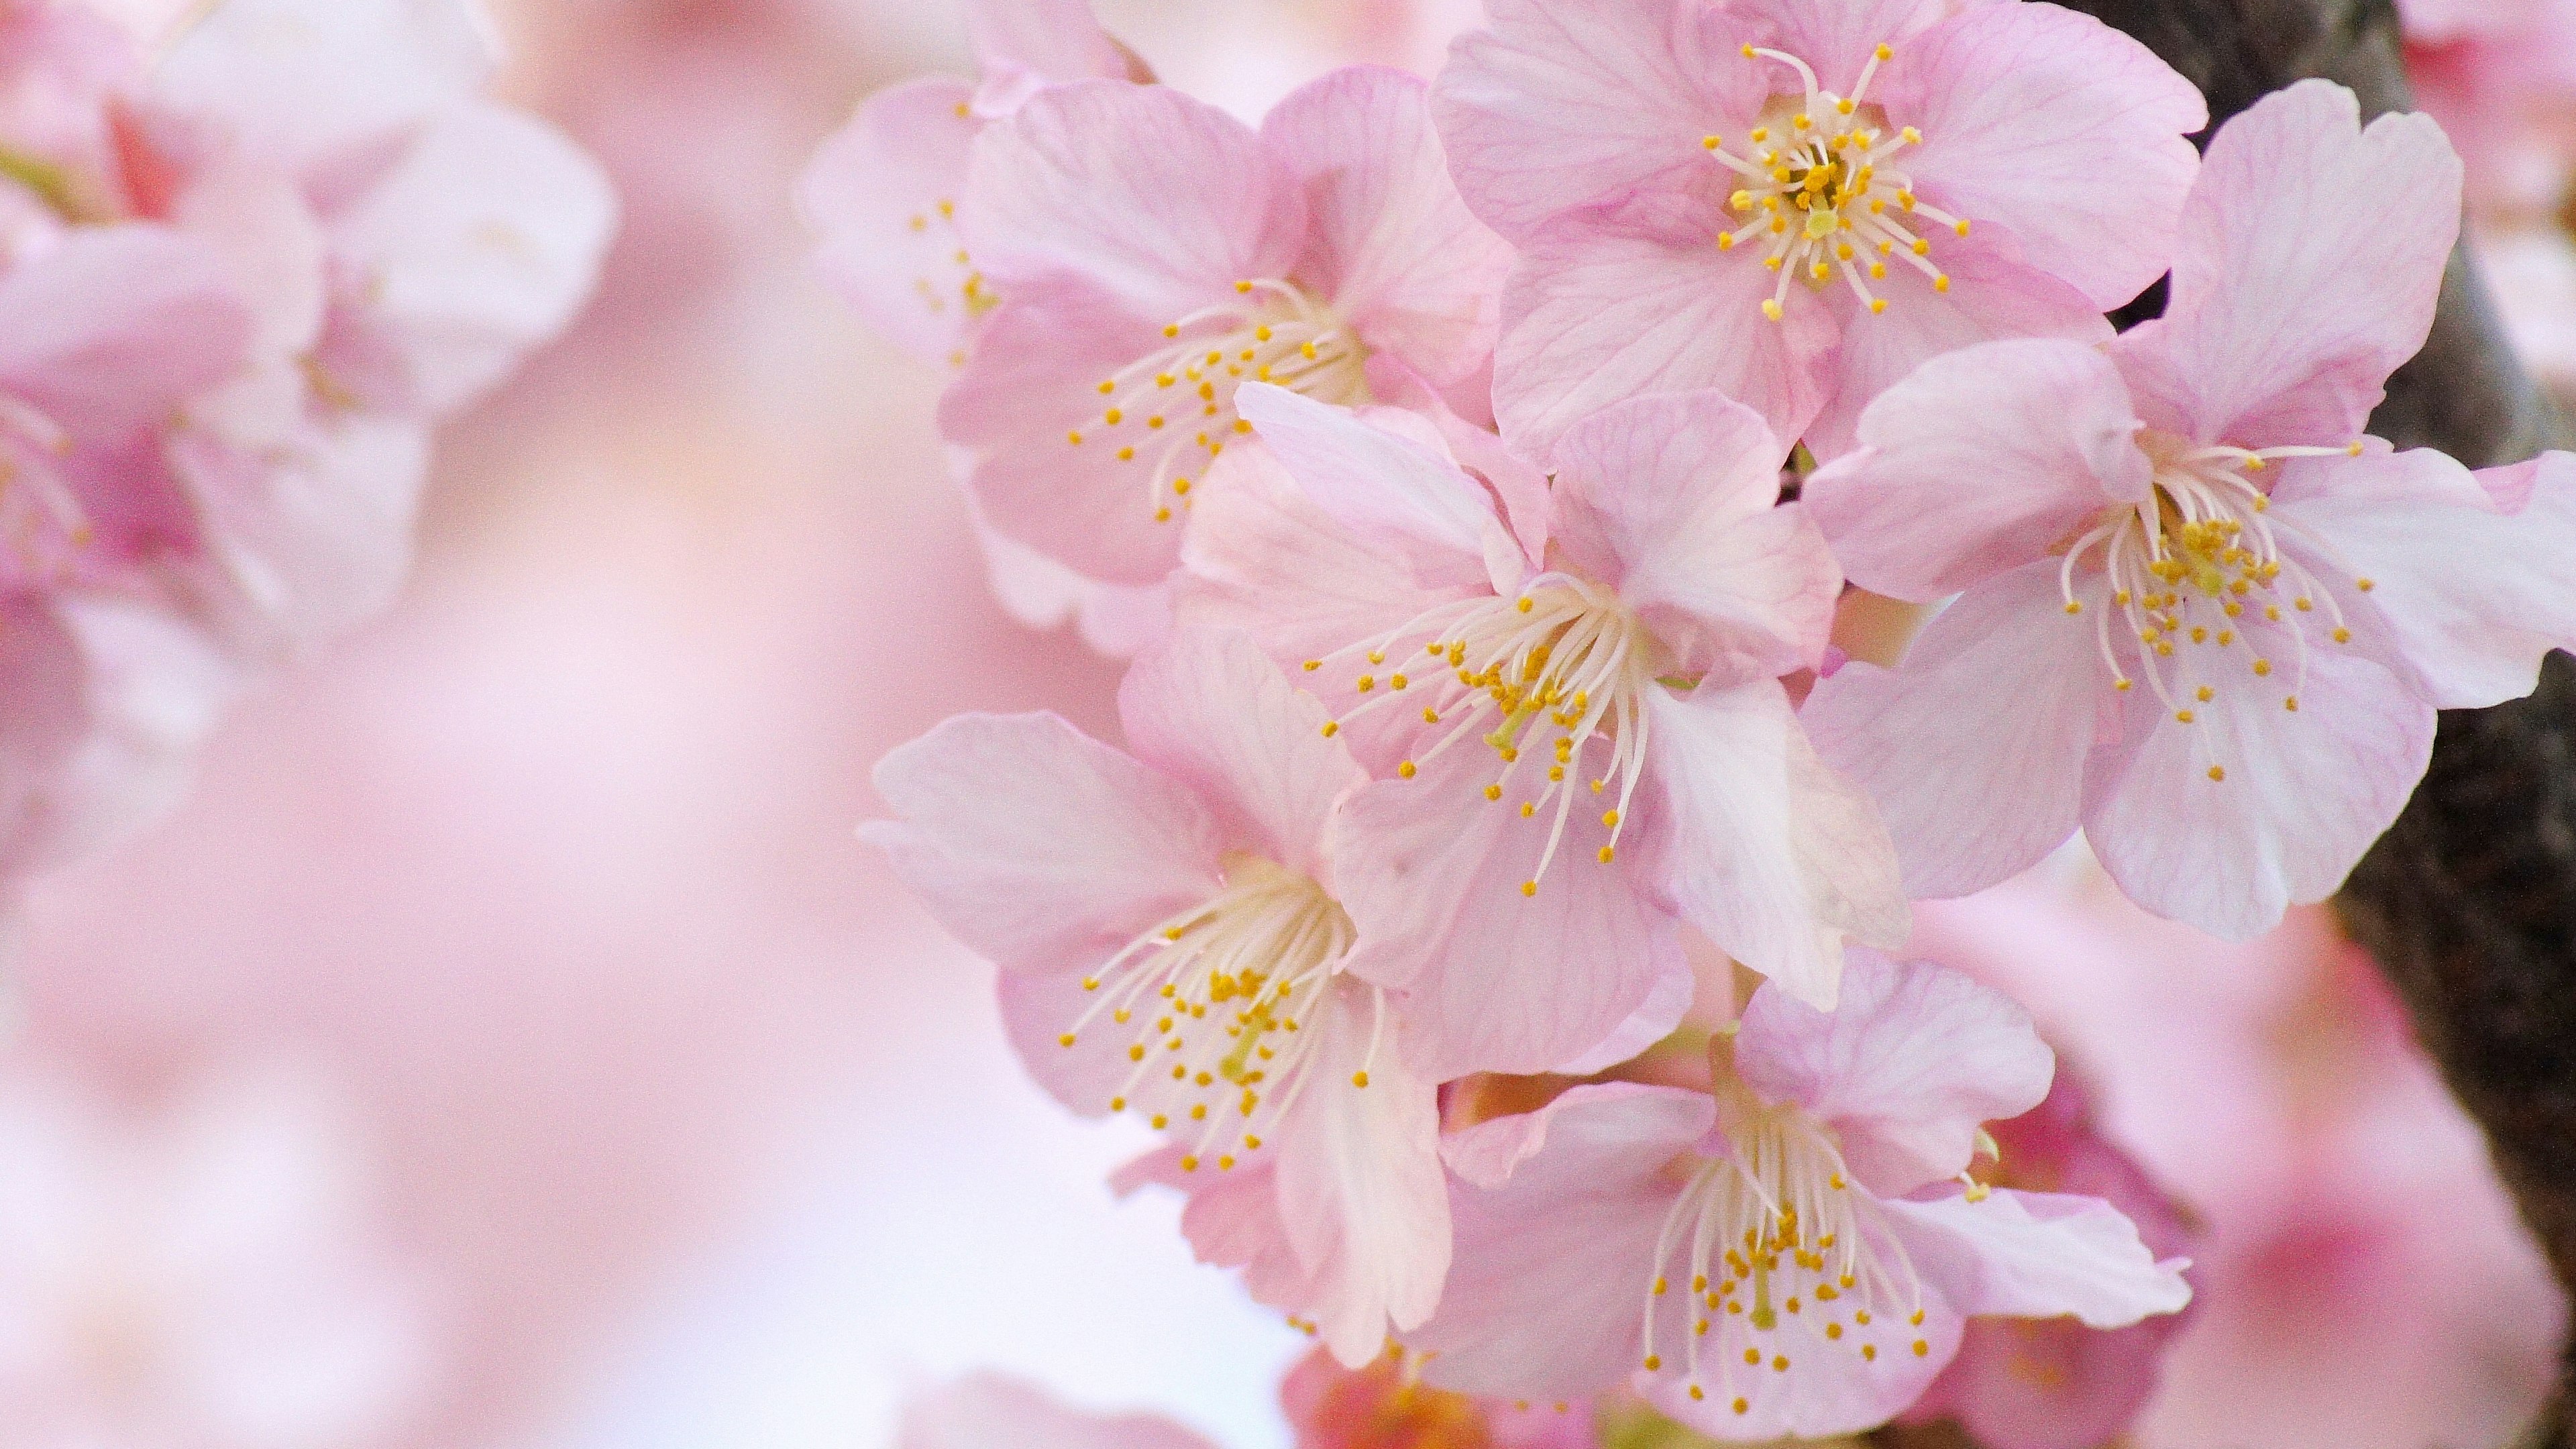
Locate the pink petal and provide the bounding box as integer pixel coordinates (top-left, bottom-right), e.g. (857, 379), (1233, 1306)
(900, 1372), (1218, 1449)
(1412, 1083), (1713, 1398)
(175, 413), (434, 647)
(1878, 1189), (2192, 1327)
(1549, 392), (1839, 682)
(961, 80), (1306, 325)
(1495, 180), (1835, 460)
(2082, 604), (2434, 940)
(1803, 560), (2123, 900)
(1116, 629), (1366, 885)
(1807, 238), (2112, 463)
(994, 967), (1148, 1116)
(1263, 66), (1513, 386)
(1273, 978), (1451, 1366)
(1882, 3), (2204, 310)
(2271, 449), (2576, 709)
(2107, 80), (2462, 447)
(864, 712), (1225, 977)
(1729, 0), (1976, 96)
(801, 77), (985, 364)
(1331, 745), (1687, 1079)
(939, 285), (1193, 586)
(1638, 680), (1908, 1010)
(1234, 384), (1505, 585)
(1734, 949), (2055, 1197)
(0, 224), (252, 442)
(963, 0), (1131, 83)
(1430, 0), (1766, 241)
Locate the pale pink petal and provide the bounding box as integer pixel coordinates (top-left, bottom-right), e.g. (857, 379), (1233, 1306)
(152, 0), (494, 177)
(994, 967), (1143, 1116)
(175, 413), (433, 647)
(1273, 979), (1450, 1366)
(1430, 0), (1765, 241)
(2271, 449), (2576, 709)
(961, 80), (1306, 324)
(1548, 392), (1839, 682)
(940, 286), (1192, 585)
(2107, 80), (2461, 447)
(2083, 606), (2434, 940)
(1803, 561), (2123, 900)
(0, 224), (252, 441)
(963, 0), (1130, 83)
(900, 1372), (1218, 1449)
(1730, 0), (1974, 95)
(1263, 66), (1512, 385)
(1412, 1083), (1713, 1399)
(1881, 3), (2204, 309)
(1235, 384), (1505, 586)
(1735, 949), (2054, 1196)
(1116, 630), (1365, 883)
(1123, 1148), (1318, 1313)
(970, 510), (1173, 658)
(864, 712), (1225, 976)
(1332, 745), (1686, 1079)
(1807, 239), (2112, 463)
(1360, 354), (1551, 567)
(1495, 180), (1835, 460)
(801, 77), (985, 364)
(1555, 957), (1697, 1076)
(1878, 1189), (2192, 1327)
(1638, 680), (1908, 1010)
(1805, 339), (2147, 600)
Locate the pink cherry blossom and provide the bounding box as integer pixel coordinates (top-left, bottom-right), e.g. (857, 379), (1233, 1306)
(1432, 0), (2206, 458)
(1899, 1065), (2200, 1449)
(1409, 949), (2190, 1440)
(1804, 80), (2576, 938)
(899, 1371), (1218, 1449)
(0, 1069), (435, 1449)
(1183, 382), (1900, 1054)
(866, 630), (1448, 1366)
(1279, 1344), (1599, 1448)
(938, 65), (1513, 589)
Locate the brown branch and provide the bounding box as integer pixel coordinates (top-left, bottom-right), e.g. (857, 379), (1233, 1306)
(1882, 1), (2576, 1446)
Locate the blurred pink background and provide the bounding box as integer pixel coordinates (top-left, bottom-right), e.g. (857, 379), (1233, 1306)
(5, 3), (2567, 1447)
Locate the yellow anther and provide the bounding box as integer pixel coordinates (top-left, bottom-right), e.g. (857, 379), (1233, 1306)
(2064, 600), (2083, 614)
(1351, 1071), (1370, 1087)
(2208, 765), (2226, 782)
(1484, 784), (1503, 800)
(1067, 431), (1083, 445)
(2176, 709), (2196, 724)
(1520, 880), (1538, 897)
(1397, 761), (1417, 780)
(1320, 721), (1340, 738)
(1763, 299), (1784, 321)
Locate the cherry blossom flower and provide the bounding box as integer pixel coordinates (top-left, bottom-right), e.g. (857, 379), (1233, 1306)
(0, 1070), (434, 1449)
(899, 1371), (1218, 1449)
(1280, 1344), (1598, 1448)
(867, 630), (1448, 1365)
(1431, 0), (2206, 458)
(1409, 949), (2190, 1440)
(1803, 80), (2576, 938)
(938, 65), (1512, 589)
(1899, 1065), (2200, 1449)
(1183, 382), (1900, 1052)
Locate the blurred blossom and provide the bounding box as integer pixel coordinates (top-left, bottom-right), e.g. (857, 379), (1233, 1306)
(0, 1067), (433, 1449)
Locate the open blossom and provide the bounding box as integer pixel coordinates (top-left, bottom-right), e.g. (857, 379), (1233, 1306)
(1185, 382), (1900, 1061)
(1803, 80), (2576, 938)
(900, 1372), (1218, 1449)
(938, 65), (1512, 590)
(867, 630), (1446, 1366)
(1431, 0), (2205, 458)
(1409, 949), (2191, 1440)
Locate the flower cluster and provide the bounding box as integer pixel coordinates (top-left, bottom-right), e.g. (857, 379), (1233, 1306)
(0, 0), (612, 892)
(832, 0), (2576, 1438)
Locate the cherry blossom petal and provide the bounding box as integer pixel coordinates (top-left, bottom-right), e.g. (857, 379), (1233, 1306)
(1116, 630), (1365, 885)
(1263, 66), (1512, 385)
(2107, 80), (2462, 447)
(1638, 680), (1907, 1010)
(801, 77), (985, 364)
(1730, 0), (1972, 95)
(0, 224), (253, 442)
(1803, 561), (2122, 901)
(175, 413), (434, 646)
(1430, 0), (1764, 241)
(1548, 392), (1837, 683)
(2271, 449), (2576, 710)
(900, 1373), (1218, 1449)
(153, 0), (494, 176)
(1882, 3), (2204, 310)
(961, 80), (1306, 325)
(1495, 182), (1835, 460)
(1412, 1084), (1714, 1399)
(963, 0), (1131, 85)
(1331, 745), (1686, 1079)
(865, 712), (1225, 977)
(1805, 340), (2147, 601)
(2083, 608), (2434, 941)
(1734, 950), (2054, 1197)
(1878, 1189), (2192, 1328)
(1234, 384), (1504, 584)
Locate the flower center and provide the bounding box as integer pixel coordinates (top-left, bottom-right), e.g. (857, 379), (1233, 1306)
(1703, 44), (1968, 321)
(1070, 278), (1370, 523)
(1640, 1103), (1930, 1417)
(2056, 432), (2373, 749)
(1061, 853), (1371, 1174)
(1306, 576), (1660, 892)
(904, 191), (996, 367)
